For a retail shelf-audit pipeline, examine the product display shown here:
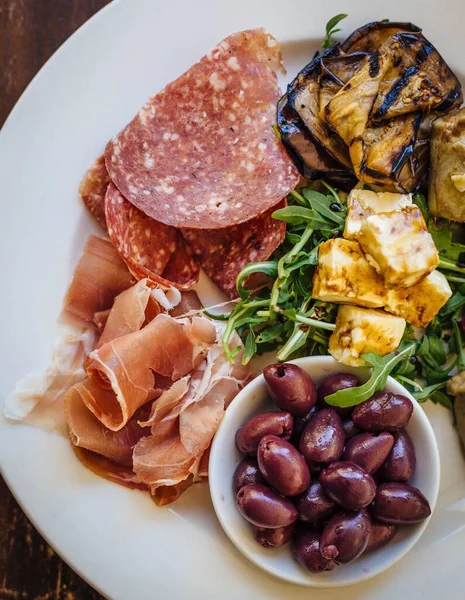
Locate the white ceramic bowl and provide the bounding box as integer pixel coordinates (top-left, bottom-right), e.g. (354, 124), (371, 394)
(209, 356), (440, 587)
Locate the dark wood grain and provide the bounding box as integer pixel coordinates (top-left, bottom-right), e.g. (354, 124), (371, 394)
(0, 4), (111, 598)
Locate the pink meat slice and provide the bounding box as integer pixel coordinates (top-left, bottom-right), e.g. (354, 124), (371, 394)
(79, 155), (110, 230)
(105, 28), (299, 229)
(82, 314), (216, 430)
(181, 199), (286, 298)
(132, 332), (249, 500)
(62, 235), (133, 326)
(105, 183), (200, 290)
(66, 387), (149, 465)
(97, 278), (158, 347)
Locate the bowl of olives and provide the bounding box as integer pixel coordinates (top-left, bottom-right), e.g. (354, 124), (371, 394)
(209, 356), (440, 587)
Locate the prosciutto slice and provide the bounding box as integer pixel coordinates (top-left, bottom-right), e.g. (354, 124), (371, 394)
(66, 386), (149, 465)
(133, 329), (248, 497)
(4, 324), (96, 434)
(80, 314), (216, 430)
(97, 278), (157, 346)
(62, 235), (133, 326)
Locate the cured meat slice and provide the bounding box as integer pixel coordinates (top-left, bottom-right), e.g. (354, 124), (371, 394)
(105, 29), (299, 229)
(152, 477), (195, 506)
(105, 184), (200, 290)
(94, 309), (111, 332)
(170, 291), (202, 317)
(4, 324), (96, 434)
(66, 388), (149, 465)
(132, 331), (248, 499)
(83, 314), (216, 430)
(181, 200), (286, 298)
(159, 233), (200, 289)
(97, 278), (157, 346)
(79, 155), (110, 230)
(74, 448), (149, 492)
(105, 183), (177, 274)
(62, 235), (133, 326)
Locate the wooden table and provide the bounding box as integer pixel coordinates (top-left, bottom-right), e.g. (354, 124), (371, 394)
(0, 4), (111, 597)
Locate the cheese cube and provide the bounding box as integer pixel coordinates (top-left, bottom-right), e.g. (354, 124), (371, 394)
(344, 189), (412, 240)
(384, 270), (452, 328)
(358, 206), (439, 288)
(312, 238), (387, 308)
(328, 305), (406, 367)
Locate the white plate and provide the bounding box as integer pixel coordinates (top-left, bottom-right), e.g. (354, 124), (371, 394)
(1, 0), (465, 598)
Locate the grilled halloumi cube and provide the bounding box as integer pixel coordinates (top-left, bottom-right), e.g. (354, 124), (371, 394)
(343, 189), (412, 240)
(328, 305), (406, 367)
(358, 206), (439, 288)
(384, 270), (452, 328)
(312, 238), (387, 308)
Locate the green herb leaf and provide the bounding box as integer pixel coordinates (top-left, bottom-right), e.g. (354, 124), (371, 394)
(324, 342), (417, 408)
(430, 390), (454, 411)
(242, 329), (257, 365)
(323, 14), (348, 48)
(302, 189), (347, 225)
(236, 261), (278, 299)
(413, 382), (447, 402)
(431, 220), (465, 262)
(440, 291), (465, 318)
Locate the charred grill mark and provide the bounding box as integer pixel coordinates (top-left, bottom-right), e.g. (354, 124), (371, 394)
(436, 87), (462, 111)
(363, 167), (390, 179)
(391, 114), (422, 177)
(398, 32), (421, 49)
(369, 52), (380, 77)
(415, 40), (434, 64)
(373, 65), (419, 119)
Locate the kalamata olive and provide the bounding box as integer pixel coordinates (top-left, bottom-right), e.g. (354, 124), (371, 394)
(378, 429), (416, 482)
(299, 409), (345, 464)
(342, 417), (361, 439)
(290, 405), (319, 446)
(292, 525), (337, 573)
(364, 520), (397, 553)
(257, 435), (310, 497)
(320, 510), (371, 564)
(236, 483), (298, 528)
(236, 411), (293, 455)
(343, 432), (394, 474)
(263, 363), (318, 416)
(232, 458), (264, 494)
(295, 481), (337, 524)
(352, 392), (413, 432)
(372, 483), (431, 524)
(320, 461), (376, 510)
(251, 523), (295, 548)
(318, 373), (359, 416)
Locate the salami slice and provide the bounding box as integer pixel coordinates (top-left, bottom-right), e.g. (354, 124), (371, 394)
(79, 155), (110, 230)
(105, 29), (299, 229)
(181, 200), (286, 298)
(105, 183), (200, 290)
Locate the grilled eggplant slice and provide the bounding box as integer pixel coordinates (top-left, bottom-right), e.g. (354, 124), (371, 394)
(341, 21), (421, 53)
(277, 94), (356, 189)
(325, 32), (462, 191)
(371, 33), (462, 121)
(288, 45), (353, 168)
(361, 113), (421, 191)
(281, 21), (462, 192)
(319, 52), (368, 117)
